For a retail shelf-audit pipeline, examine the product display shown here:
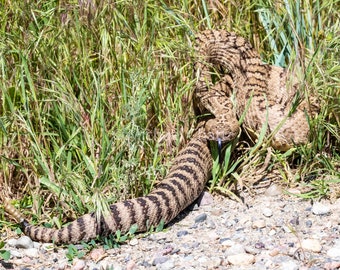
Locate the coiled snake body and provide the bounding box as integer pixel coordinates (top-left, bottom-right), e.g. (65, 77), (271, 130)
(5, 30), (311, 244)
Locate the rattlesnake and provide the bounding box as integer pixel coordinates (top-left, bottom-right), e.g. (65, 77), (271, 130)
(4, 30), (311, 244)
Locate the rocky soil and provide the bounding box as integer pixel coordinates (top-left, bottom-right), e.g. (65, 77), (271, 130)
(2, 184), (340, 270)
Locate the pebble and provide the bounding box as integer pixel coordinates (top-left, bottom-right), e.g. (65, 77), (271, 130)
(73, 259), (86, 270)
(9, 249), (22, 258)
(280, 260), (299, 270)
(312, 202), (331, 215)
(129, 238), (139, 246)
(197, 191), (214, 206)
(177, 230), (189, 237)
(324, 261), (340, 270)
(157, 259), (174, 270)
(152, 256), (169, 265)
(252, 219), (266, 229)
(220, 238), (234, 246)
(300, 239), (322, 253)
(225, 244), (245, 256)
(89, 247), (106, 261)
(227, 253), (255, 265)
(8, 236), (34, 249)
(264, 184), (282, 196)
(305, 220), (313, 227)
(194, 213), (207, 223)
(327, 247), (340, 258)
(262, 207), (273, 217)
(126, 260), (137, 270)
(23, 248), (39, 258)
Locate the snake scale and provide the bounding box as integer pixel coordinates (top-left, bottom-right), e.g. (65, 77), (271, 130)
(5, 30), (311, 244)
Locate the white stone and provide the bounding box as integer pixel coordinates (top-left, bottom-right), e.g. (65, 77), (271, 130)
(227, 253), (255, 265)
(264, 184), (282, 196)
(23, 248), (39, 258)
(300, 239), (322, 253)
(312, 202), (331, 215)
(15, 236), (34, 249)
(262, 207), (273, 217)
(129, 238), (139, 246)
(327, 247), (340, 258)
(280, 260), (299, 270)
(252, 219), (266, 229)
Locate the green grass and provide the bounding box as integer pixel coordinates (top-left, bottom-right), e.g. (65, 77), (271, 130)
(1, 0), (339, 232)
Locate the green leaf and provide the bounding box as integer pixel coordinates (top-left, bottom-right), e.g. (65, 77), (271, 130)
(129, 224), (138, 235)
(156, 219), (165, 232)
(0, 250), (11, 261)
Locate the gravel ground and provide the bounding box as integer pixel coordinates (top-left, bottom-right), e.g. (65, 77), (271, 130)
(2, 184), (340, 270)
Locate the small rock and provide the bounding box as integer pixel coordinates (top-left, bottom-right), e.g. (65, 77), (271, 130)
(254, 242), (265, 249)
(205, 257), (222, 268)
(252, 219), (266, 229)
(126, 260), (137, 270)
(280, 260), (299, 270)
(6, 238), (18, 247)
(9, 250), (22, 258)
(15, 236), (34, 249)
(197, 191), (214, 206)
(198, 256), (208, 263)
(287, 242), (295, 248)
(152, 256), (169, 265)
(194, 213), (207, 223)
(227, 253), (255, 265)
(129, 238), (138, 246)
(305, 220), (313, 228)
(73, 259), (86, 270)
(265, 184), (282, 196)
(323, 261), (340, 270)
(157, 259), (174, 270)
(312, 202), (331, 215)
(219, 238), (234, 246)
(282, 225), (293, 233)
(206, 220), (216, 229)
(23, 248), (39, 258)
(289, 216), (299, 226)
(206, 231), (218, 240)
(211, 209), (223, 216)
(244, 246), (259, 255)
(159, 245), (174, 255)
(300, 239), (322, 253)
(327, 247), (340, 258)
(269, 248), (280, 256)
(262, 207), (273, 217)
(268, 229), (276, 236)
(225, 244), (245, 256)
(177, 230), (189, 237)
(56, 260), (68, 270)
(89, 247), (106, 261)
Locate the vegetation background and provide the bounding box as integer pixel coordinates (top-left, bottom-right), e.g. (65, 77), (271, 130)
(0, 0), (339, 236)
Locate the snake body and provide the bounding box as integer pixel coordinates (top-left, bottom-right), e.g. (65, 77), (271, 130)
(5, 30), (311, 244)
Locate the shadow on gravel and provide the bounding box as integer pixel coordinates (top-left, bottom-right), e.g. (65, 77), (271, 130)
(0, 260), (14, 269)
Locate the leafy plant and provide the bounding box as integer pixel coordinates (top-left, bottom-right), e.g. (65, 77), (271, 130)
(65, 239), (97, 262)
(0, 241), (10, 261)
(65, 244), (86, 262)
(102, 224), (139, 249)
